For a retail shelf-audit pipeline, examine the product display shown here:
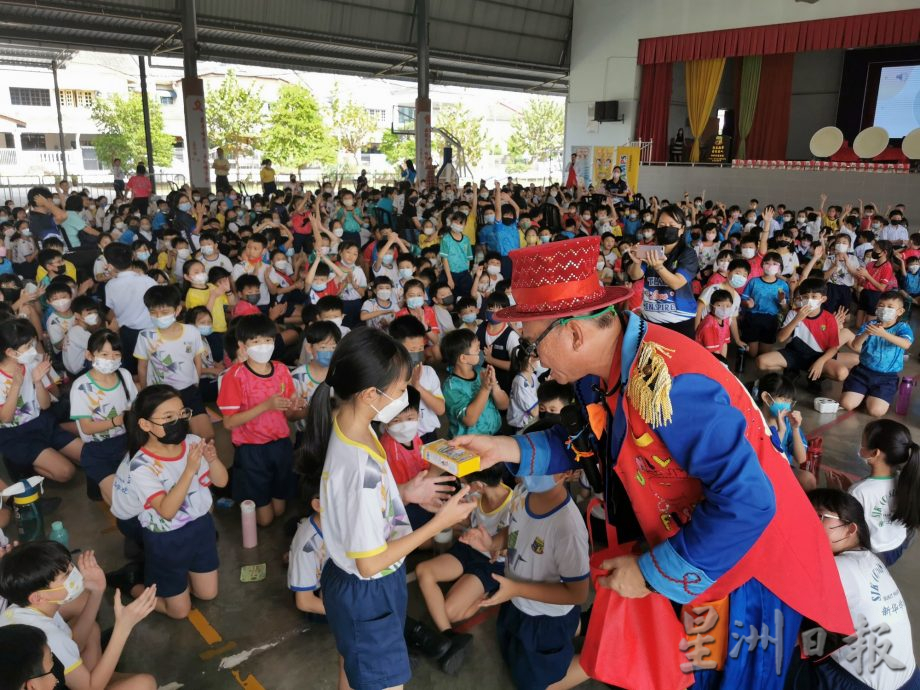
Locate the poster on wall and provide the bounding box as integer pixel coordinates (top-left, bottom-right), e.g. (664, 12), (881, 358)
(615, 146), (641, 195)
(593, 146), (615, 186)
(567, 146), (592, 187)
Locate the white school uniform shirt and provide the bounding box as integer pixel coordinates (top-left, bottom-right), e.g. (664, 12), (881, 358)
(880, 223), (909, 245)
(338, 264), (367, 301)
(415, 364), (444, 436)
(505, 484), (589, 617)
(823, 255), (859, 287)
(832, 550), (915, 690)
(855, 242), (874, 266)
(1, 605), (82, 675)
(698, 284), (741, 317)
(92, 254), (108, 278)
(434, 304), (455, 334)
(0, 364), (43, 428)
(128, 434), (213, 532)
(320, 418), (412, 580)
(106, 271), (157, 330)
(134, 324), (204, 389)
(46, 311), (75, 352)
(111, 454), (143, 520)
(200, 252), (233, 273)
(372, 261), (400, 286)
(508, 371), (539, 429)
(483, 323), (521, 355)
(70, 368), (137, 443)
(231, 261), (271, 306)
(288, 515), (327, 592)
(469, 486), (513, 561)
(360, 297), (399, 330)
(62, 323), (91, 375)
(779, 251), (799, 277)
(849, 477), (908, 554)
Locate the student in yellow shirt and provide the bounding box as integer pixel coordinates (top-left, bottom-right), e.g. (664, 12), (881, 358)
(260, 159), (277, 196)
(183, 261), (234, 360)
(35, 237), (77, 283)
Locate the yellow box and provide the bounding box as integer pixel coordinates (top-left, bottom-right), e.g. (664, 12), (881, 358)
(421, 440), (481, 477)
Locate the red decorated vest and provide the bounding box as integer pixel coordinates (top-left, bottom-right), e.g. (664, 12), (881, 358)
(615, 323), (853, 635)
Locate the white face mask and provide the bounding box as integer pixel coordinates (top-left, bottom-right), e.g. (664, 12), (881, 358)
(201, 245), (216, 256)
(247, 343), (274, 363)
(83, 312), (100, 326)
(274, 261), (290, 273)
(387, 419), (419, 445)
(486, 265), (500, 276)
(806, 298), (822, 310)
(15, 345), (40, 366)
(596, 260), (605, 270)
(50, 298), (71, 312)
(763, 264), (780, 276)
(876, 307), (897, 323)
(376, 289), (392, 302)
(835, 244), (849, 254)
(177, 248), (191, 259)
(741, 247), (756, 259)
(46, 567), (85, 605)
(714, 306), (732, 319)
(717, 261), (730, 272)
(190, 273), (207, 286)
(371, 388), (409, 423)
(93, 357), (122, 374)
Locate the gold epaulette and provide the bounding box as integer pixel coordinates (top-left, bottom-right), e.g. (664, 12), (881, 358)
(626, 340), (675, 428)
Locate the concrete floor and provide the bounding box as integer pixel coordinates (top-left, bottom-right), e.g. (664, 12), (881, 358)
(4, 352), (920, 690)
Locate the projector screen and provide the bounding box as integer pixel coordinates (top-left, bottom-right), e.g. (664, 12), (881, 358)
(873, 65), (920, 138)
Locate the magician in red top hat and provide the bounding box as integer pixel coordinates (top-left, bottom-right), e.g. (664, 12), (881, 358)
(453, 236), (853, 689)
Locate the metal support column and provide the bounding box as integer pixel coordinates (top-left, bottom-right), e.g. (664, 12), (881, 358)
(138, 56), (157, 194)
(180, 0), (210, 192)
(414, 0), (433, 187)
(51, 59), (68, 182)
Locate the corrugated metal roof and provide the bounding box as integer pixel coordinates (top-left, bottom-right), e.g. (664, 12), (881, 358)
(0, 0), (571, 94)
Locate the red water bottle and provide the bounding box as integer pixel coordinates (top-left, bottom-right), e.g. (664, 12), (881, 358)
(804, 436), (823, 475)
(895, 377), (914, 416)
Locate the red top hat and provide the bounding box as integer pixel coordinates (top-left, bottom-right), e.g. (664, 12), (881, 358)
(496, 236), (632, 322)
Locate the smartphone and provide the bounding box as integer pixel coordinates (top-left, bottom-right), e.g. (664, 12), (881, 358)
(635, 245), (665, 263)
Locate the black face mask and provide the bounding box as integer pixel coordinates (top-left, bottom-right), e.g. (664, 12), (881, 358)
(538, 411), (562, 426)
(152, 417), (189, 445)
(656, 226), (681, 245)
(441, 294), (455, 306)
(1, 287), (21, 303)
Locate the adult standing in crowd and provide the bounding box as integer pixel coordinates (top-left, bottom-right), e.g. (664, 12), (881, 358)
(213, 148), (231, 194)
(454, 236), (853, 690)
(125, 164), (152, 216)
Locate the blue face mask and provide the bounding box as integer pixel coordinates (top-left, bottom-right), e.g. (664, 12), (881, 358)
(315, 350), (333, 367)
(178, 202), (192, 213)
(472, 351), (485, 368)
(197, 325), (213, 337)
(523, 474), (557, 493)
(767, 396), (792, 419)
(406, 296), (425, 310)
(153, 314), (176, 329)
(461, 313), (477, 324)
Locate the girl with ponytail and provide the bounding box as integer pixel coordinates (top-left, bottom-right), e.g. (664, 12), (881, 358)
(850, 419), (920, 566)
(301, 328), (476, 690)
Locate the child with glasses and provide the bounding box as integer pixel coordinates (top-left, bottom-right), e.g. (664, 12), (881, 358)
(123, 385), (228, 619)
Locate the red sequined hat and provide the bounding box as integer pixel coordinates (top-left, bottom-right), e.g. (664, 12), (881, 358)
(496, 236), (632, 322)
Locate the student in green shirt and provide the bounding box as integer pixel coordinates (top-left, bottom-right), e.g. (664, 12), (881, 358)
(441, 329), (508, 437)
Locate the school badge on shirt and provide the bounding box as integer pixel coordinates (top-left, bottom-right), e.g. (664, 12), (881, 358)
(531, 537), (544, 555)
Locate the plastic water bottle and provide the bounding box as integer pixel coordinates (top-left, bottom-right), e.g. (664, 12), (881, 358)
(1, 477), (45, 543)
(241, 500), (258, 549)
(804, 436), (824, 475)
(49, 521), (69, 549)
(895, 377), (915, 415)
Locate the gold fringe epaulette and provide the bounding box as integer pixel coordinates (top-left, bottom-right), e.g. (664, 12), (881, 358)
(626, 341), (675, 428)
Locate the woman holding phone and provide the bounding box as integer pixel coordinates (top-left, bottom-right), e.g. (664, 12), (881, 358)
(626, 204), (700, 338)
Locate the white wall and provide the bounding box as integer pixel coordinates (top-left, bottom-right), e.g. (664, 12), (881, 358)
(636, 165), (914, 210)
(566, 0), (917, 154)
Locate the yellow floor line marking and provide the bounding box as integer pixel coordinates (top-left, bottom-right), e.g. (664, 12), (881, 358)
(199, 640), (237, 661)
(231, 671), (266, 690)
(187, 608), (223, 645)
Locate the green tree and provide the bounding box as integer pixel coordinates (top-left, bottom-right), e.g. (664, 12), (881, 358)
(434, 103), (488, 167)
(91, 93), (174, 169)
(206, 69), (264, 163)
(329, 83), (376, 163)
(379, 130), (415, 166)
(262, 84), (335, 170)
(507, 99), (564, 166)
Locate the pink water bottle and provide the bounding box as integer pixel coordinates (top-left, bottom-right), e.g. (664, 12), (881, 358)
(240, 500), (258, 549)
(896, 377), (915, 416)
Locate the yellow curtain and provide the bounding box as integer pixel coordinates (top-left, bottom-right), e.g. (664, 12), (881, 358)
(685, 58), (726, 162)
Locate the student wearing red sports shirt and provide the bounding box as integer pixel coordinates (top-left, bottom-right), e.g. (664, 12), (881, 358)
(217, 314), (305, 528)
(856, 240), (898, 328)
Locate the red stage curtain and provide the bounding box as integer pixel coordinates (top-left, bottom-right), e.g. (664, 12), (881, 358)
(746, 54), (794, 161)
(638, 9), (920, 64)
(635, 62), (673, 162)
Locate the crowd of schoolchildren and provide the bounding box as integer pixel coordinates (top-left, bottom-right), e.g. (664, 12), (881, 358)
(0, 170), (918, 690)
